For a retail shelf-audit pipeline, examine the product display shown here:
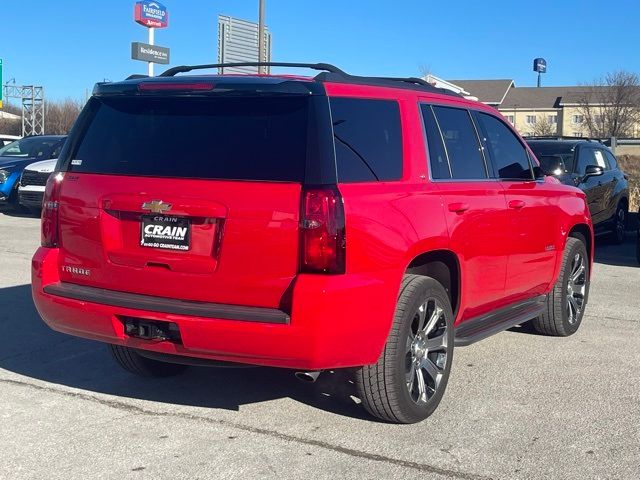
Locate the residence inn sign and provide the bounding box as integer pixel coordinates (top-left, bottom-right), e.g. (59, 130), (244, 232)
(134, 1), (169, 28)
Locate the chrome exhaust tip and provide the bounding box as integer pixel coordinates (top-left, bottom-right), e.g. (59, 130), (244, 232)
(295, 371), (321, 383)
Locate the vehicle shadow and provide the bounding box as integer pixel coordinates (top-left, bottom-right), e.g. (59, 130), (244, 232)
(593, 230), (638, 268)
(0, 207), (39, 218)
(0, 284), (369, 421)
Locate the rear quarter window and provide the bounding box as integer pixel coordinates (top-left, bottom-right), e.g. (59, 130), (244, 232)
(329, 98), (402, 182)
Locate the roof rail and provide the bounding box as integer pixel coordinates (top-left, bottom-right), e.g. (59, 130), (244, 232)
(524, 135), (604, 143)
(157, 61), (462, 97)
(377, 76), (433, 87)
(160, 62), (348, 77)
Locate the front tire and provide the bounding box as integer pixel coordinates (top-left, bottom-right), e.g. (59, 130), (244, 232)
(109, 344), (189, 377)
(533, 236), (589, 336)
(356, 275), (454, 424)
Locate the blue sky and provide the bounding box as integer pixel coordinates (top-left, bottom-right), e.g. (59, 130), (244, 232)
(1, 0), (639, 101)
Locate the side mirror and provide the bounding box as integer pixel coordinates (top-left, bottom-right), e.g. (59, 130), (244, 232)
(583, 165), (604, 179)
(538, 155), (565, 176)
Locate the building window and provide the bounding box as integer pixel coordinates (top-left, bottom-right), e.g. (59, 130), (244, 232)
(594, 114), (604, 124)
(506, 115), (515, 125)
(572, 115), (584, 124)
(526, 115), (537, 125)
(548, 115), (557, 124)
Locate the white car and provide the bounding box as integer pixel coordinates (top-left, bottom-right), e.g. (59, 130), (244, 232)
(18, 158), (57, 210)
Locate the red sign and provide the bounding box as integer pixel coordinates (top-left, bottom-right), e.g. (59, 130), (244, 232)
(134, 1), (169, 29)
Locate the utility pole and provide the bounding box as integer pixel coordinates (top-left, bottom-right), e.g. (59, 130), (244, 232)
(258, 0), (266, 74)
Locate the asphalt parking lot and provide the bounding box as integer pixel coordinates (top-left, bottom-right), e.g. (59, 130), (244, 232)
(0, 210), (638, 480)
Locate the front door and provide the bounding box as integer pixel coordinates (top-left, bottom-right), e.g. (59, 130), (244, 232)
(422, 104), (509, 323)
(473, 111), (557, 301)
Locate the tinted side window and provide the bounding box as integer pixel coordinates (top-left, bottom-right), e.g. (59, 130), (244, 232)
(593, 149), (609, 170)
(432, 106), (486, 179)
(330, 98), (402, 182)
(477, 112), (533, 180)
(421, 105), (450, 179)
(604, 149), (618, 170)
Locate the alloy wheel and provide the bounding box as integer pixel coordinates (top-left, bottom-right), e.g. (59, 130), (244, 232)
(405, 298), (449, 404)
(566, 252), (587, 324)
(616, 207), (626, 241)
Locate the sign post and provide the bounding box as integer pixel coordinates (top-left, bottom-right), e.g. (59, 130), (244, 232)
(0, 59), (3, 109)
(533, 58), (547, 88)
(134, 1), (169, 77)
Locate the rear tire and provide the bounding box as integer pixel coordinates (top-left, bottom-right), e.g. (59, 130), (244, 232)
(109, 344), (189, 377)
(533, 236), (589, 336)
(355, 275), (454, 424)
(610, 202), (627, 245)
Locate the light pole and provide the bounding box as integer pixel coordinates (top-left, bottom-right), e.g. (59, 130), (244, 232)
(258, 0), (265, 73)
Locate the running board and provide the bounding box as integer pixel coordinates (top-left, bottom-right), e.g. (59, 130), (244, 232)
(454, 295), (547, 346)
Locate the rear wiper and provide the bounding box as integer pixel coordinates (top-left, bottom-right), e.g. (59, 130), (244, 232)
(333, 121), (379, 181)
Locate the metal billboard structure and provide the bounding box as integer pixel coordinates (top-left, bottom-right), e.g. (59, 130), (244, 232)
(217, 15), (272, 74)
(2, 83), (45, 136)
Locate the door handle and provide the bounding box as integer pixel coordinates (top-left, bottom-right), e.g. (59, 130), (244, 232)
(508, 199), (526, 209)
(448, 202), (470, 213)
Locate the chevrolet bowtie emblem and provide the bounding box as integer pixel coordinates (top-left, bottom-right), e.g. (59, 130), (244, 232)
(141, 200), (172, 214)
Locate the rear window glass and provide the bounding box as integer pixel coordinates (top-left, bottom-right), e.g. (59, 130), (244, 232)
(528, 142), (576, 172)
(432, 106), (487, 179)
(421, 105), (450, 179)
(330, 98), (402, 182)
(69, 96), (310, 182)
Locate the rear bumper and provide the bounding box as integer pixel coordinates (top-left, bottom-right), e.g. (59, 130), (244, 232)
(32, 247), (399, 370)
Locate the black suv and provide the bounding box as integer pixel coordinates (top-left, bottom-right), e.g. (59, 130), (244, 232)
(527, 138), (629, 243)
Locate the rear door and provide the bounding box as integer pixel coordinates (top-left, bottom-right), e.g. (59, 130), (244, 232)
(56, 92), (324, 308)
(473, 111), (557, 300)
(422, 104), (509, 321)
(574, 145), (605, 223)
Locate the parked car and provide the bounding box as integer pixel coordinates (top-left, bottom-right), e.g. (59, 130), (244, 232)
(18, 158), (59, 211)
(0, 135), (66, 210)
(32, 63), (594, 424)
(527, 138), (629, 244)
(0, 134), (21, 146)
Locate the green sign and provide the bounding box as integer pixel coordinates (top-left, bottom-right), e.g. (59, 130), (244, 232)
(0, 58), (3, 108)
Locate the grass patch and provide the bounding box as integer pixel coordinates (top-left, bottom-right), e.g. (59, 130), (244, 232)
(617, 155), (640, 212)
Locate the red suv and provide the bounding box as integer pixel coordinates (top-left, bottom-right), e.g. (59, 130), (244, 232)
(32, 62), (593, 423)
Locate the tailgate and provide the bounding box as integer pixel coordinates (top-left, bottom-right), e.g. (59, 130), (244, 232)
(57, 174), (301, 308)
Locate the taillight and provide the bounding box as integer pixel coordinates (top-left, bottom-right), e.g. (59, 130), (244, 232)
(300, 187), (346, 274)
(41, 172), (64, 247)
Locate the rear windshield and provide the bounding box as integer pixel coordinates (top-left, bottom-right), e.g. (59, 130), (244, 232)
(68, 95), (310, 182)
(528, 142), (576, 172)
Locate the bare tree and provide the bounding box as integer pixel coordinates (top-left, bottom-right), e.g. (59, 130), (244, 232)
(0, 102), (22, 136)
(418, 64), (432, 79)
(45, 98), (83, 135)
(530, 114), (557, 136)
(0, 117), (21, 136)
(577, 71), (640, 138)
